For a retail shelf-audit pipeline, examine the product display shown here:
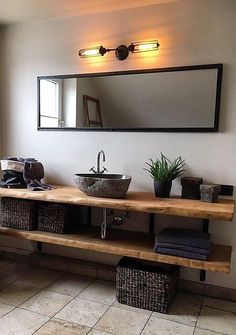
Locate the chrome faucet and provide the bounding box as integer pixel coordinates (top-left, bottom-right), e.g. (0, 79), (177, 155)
(90, 150), (107, 174)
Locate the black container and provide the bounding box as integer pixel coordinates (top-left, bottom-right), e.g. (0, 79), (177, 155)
(154, 180), (172, 198)
(0, 197), (37, 230)
(38, 202), (80, 233)
(116, 257), (179, 313)
(181, 177), (203, 200)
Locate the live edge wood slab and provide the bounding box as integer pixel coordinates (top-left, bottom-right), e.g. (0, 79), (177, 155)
(0, 185), (234, 221)
(0, 185), (234, 274)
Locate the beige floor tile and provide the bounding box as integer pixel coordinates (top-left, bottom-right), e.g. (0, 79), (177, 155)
(47, 274), (91, 297)
(0, 281), (40, 306)
(203, 296), (236, 313)
(152, 292), (202, 326)
(0, 262), (34, 288)
(20, 290), (72, 317)
(39, 258), (67, 272)
(0, 307), (49, 335)
(55, 297), (109, 328)
(95, 306), (149, 335)
(68, 263), (96, 278)
(141, 316), (194, 335)
(113, 300), (152, 315)
(0, 302), (15, 318)
(197, 306), (236, 335)
(194, 328), (223, 335)
(34, 317), (90, 335)
(79, 280), (116, 305)
(89, 330), (112, 335)
(18, 268), (62, 288)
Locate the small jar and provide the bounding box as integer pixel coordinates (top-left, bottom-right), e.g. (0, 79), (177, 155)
(200, 184), (221, 203)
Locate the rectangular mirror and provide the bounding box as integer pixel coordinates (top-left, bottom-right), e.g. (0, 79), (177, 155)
(37, 63), (222, 132)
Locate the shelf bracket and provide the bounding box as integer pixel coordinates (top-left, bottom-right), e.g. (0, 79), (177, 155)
(200, 219), (209, 282)
(37, 241), (42, 252)
(149, 213), (155, 234)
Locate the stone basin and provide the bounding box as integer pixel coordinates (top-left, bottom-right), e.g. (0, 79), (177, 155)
(74, 173), (132, 198)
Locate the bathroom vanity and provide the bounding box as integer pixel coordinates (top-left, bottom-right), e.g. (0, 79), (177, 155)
(0, 185), (234, 274)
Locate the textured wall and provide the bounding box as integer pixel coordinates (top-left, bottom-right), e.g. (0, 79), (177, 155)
(1, 0), (236, 288)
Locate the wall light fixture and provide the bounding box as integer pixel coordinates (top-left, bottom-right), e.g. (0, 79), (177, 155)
(78, 40), (160, 61)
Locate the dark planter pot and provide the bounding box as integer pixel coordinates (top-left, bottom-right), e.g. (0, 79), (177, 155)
(154, 180), (172, 198)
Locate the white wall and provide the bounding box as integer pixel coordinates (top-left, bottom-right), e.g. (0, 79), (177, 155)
(0, 26), (5, 157)
(1, 0), (236, 289)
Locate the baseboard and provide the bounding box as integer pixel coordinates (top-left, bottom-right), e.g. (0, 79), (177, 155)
(1, 248), (236, 302)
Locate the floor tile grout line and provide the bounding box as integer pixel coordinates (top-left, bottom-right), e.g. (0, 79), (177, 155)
(139, 311), (153, 335)
(90, 303), (114, 332)
(194, 326), (227, 335)
(194, 291), (205, 329)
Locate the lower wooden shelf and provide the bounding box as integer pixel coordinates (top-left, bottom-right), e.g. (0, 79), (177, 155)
(0, 226), (231, 274)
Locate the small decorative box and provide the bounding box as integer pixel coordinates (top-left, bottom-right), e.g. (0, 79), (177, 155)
(200, 184), (221, 203)
(181, 177), (203, 200)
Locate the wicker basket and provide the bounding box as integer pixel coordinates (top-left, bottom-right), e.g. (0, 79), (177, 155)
(0, 197), (37, 230)
(116, 257), (179, 313)
(38, 202), (80, 233)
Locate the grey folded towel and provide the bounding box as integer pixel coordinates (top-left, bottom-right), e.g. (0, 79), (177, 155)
(156, 228), (211, 249)
(155, 247), (208, 260)
(155, 241), (211, 256)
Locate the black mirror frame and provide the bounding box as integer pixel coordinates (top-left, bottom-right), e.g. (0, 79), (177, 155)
(37, 63), (223, 132)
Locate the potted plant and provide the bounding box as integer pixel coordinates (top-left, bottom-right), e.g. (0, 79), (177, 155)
(145, 153), (185, 198)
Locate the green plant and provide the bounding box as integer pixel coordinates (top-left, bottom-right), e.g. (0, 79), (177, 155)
(145, 153), (185, 182)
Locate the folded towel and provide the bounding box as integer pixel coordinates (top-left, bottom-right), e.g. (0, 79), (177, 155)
(156, 228), (211, 249)
(23, 161), (54, 191)
(155, 247), (208, 260)
(155, 241), (211, 256)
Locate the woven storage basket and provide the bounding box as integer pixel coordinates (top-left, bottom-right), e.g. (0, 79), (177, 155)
(38, 202), (79, 233)
(116, 257), (179, 313)
(0, 197), (37, 230)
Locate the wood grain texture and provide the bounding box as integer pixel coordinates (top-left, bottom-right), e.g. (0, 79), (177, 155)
(0, 185), (234, 221)
(0, 226), (231, 273)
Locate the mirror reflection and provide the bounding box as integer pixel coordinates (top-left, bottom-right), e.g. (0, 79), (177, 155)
(38, 64), (222, 132)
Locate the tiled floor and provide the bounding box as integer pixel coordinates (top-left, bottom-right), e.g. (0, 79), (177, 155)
(0, 260), (236, 334)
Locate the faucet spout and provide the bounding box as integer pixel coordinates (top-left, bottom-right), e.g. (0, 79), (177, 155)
(97, 150), (106, 174)
(90, 150), (107, 174)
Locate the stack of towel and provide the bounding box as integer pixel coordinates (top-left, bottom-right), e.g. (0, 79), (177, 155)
(154, 228), (211, 260)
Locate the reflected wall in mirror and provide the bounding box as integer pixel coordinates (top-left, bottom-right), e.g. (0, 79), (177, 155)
(37, 63), (222, 132)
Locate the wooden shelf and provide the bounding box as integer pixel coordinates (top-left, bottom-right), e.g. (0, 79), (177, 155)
(0, 226), (231, 274)
(0, 185), (234, 221)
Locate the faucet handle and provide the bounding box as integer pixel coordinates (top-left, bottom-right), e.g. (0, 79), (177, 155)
(101, 167), (108, 174)
(89, 167), (96, 173)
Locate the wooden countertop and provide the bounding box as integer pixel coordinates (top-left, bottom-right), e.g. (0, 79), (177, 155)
(0, 185), (234, 221)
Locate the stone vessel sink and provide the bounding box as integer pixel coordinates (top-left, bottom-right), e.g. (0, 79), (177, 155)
(74, 174), (131, 198)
